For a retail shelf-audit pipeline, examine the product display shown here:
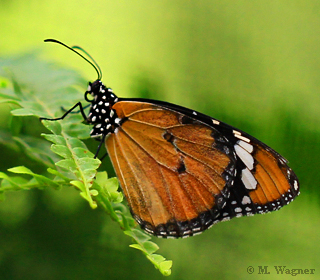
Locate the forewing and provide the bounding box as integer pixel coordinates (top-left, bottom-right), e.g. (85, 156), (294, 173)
(106, 101), (236, 238)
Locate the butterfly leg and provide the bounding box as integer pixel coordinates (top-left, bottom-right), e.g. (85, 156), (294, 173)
(40, 102), (88, 122)
(60, 104), (91, 114)
(99, 152), (109, 161)
(94, 134), (107, 159)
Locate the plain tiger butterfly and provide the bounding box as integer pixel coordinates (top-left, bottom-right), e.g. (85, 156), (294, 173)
(41, 39), (300, 238)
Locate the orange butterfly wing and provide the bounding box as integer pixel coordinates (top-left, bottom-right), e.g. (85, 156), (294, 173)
(106, 101), (237, 237)
(106, 100), (299, 237)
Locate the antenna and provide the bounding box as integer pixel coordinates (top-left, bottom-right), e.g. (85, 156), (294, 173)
(44, 39), (102, 80)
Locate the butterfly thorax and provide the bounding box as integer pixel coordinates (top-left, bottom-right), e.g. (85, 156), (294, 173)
(85, 79), (120, 138)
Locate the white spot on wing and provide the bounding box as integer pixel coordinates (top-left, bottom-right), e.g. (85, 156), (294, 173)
(233, 131), (250, 142)
(294, 180), (299, 191)
(241, 196), (251, 205)
(235, 144), (254, 170)
(234, 134), (250, 143)
(233, 130), (241, 135)
(237, 140), (253, 153)
(279, 157), (286, 164)
(241, 168), (257, 190)
(212, 119), (220, 125)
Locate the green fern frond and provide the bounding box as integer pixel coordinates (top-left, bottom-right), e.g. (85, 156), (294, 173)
(0, 52), (172, 276)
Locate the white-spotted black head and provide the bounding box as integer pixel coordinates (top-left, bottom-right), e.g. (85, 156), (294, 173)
(43, 39), (121, 141)
(85, 79), (120, 139)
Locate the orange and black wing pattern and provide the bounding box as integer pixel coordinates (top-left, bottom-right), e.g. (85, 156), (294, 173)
(105, 99), (300, 238)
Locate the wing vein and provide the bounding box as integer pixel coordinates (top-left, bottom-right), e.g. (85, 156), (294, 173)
(113, 129), (157, 226)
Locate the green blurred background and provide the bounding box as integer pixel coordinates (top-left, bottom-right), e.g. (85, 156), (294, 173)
(0, 1), (319, 279)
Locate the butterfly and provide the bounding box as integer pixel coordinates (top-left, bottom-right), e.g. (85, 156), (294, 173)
(41, 39), (300, 238)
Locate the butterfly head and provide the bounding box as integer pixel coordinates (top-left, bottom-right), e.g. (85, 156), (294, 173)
(85, 79), (120, 138)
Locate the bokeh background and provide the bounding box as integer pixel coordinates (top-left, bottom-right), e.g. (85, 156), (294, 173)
(0, 1), (319, 279)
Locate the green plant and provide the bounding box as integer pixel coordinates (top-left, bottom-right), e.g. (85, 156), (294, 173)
(0, 53), (172, 276)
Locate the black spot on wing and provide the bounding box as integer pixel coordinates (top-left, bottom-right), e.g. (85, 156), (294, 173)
(177, 160), (186, 174)
(179, 115), (197, 124)
(163, 132), (174, 143)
